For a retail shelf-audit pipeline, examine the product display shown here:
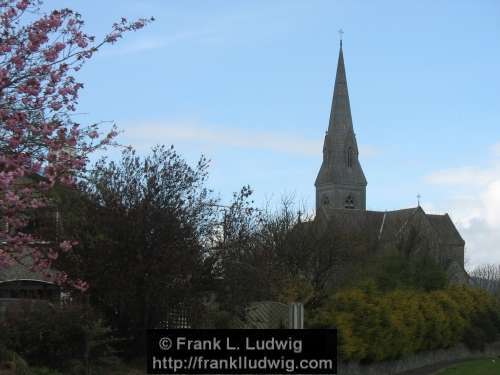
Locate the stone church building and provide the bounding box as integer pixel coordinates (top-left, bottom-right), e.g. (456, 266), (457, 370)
(315, 42), (468, 284)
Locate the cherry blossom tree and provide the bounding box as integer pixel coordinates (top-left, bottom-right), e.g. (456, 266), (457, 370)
(0, 0), (152, 290)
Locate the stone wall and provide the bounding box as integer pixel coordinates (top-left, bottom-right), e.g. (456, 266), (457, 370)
(337, 341), (500, 375)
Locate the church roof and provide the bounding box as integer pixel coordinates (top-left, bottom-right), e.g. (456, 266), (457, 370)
(316, 206), (464, 246)
(426, 214), (465, 245)
(318, 207), (383, 235)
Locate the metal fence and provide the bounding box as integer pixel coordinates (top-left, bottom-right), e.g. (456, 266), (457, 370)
(156, 301), (304, 329)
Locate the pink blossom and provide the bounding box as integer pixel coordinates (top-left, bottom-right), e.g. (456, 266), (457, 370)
(0, 0), (152, 288)
(59, 240), (73, 252)
(50, 101), (62, 110)
(73, 279), (89, 292)
(16, 0), (29, 11)
(47, 249), (58, 260)
(54, 272), (68, 285)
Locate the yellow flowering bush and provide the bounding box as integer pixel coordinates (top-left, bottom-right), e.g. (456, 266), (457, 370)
(307, 286), (500, 362)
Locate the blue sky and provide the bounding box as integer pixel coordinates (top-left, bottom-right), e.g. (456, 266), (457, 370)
(45, 1), (500, 268)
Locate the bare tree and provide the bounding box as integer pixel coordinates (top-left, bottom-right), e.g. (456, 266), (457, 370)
(470, 264), (500, 296)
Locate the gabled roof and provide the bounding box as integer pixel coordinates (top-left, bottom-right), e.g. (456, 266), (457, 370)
(317, 206), (464, 247)
(320, 207), (383, 233)
(0, 257), (54, 283)
(426, 214), (465, 245)
(318, 207), (419, 238)
(378, 207), (421, 242)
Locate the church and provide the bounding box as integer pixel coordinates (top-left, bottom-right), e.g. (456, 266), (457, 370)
(314, 41), (468, 284)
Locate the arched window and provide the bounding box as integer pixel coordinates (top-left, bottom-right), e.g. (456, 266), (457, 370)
(322, 195), (330, 206)
(344, 194), (355, 209)
(347, 147), (353, 168)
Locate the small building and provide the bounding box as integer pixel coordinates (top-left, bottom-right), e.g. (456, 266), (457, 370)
(0, 175), (65, 319)
(0, 263), (61, 320)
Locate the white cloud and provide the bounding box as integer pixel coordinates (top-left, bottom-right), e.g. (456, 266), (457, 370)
(484, 180), (500, 227)
(122, 120), (379, 158)
(425, 143), (500, 269)
(493, 142), (500, 157)
(462, 219), (500, 270)
(425, 166), (499, 187)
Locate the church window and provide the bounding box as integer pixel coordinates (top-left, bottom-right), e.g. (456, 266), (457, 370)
(322, 195), (330, 206)
(347, 147), (353, 168)
(344, 194), (355, 209)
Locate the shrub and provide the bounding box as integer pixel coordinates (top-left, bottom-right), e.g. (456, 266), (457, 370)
(307, 285), (500, 362)
(0, 302), (117, 371)
(31, 368), (63, 375)
(0, 350), (31, 375)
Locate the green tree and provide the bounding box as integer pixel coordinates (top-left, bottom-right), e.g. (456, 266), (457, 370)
(55, 146), (219, 353)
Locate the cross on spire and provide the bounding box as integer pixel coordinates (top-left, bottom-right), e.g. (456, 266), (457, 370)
(338, 28), (344, 47)
(417, 193), (421, 207)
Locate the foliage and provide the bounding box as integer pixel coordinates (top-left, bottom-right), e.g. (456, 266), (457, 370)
(0, 349), (31, 375)
(308, 285), (500, 362)
(31, 368), (63, 375)
(210, 195), (372, 306)
(206, 186), (269, 319)
(0, 0), (151, 289)
(373, 254), (448, 292)
(0, 302), (117, 371)
(205, 194), (379, 322)
(55, 146), (220, 353)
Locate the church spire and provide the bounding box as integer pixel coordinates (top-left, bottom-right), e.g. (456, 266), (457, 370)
(315, 41), (367, 212)
(327, 41), (353, 132)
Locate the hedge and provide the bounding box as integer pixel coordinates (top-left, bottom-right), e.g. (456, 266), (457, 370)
(307, 285), (500, 362)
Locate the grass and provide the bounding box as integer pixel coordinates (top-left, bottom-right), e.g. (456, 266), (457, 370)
(30, 361), (146, 375)
(436, 358), (500, 375)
